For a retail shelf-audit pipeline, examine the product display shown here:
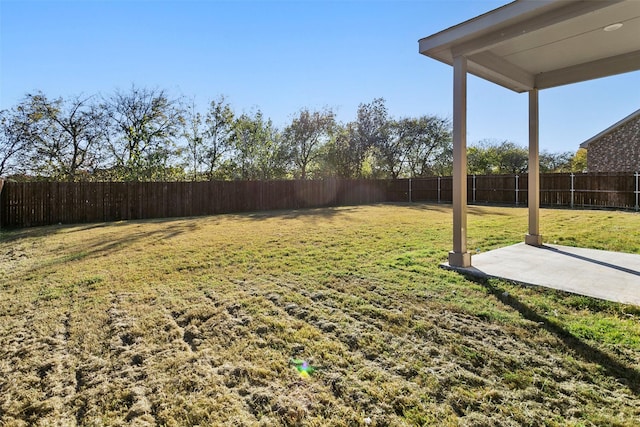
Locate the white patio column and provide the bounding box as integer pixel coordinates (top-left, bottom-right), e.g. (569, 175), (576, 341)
(448, 55), (471, 267)
(525, 88), (543, 246)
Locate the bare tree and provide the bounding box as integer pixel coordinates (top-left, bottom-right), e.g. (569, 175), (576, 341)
(22, 93), (109, 180)
(0, 107), (31, 178)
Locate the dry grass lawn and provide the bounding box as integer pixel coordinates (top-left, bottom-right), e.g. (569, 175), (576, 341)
(1, 203), (639, 426)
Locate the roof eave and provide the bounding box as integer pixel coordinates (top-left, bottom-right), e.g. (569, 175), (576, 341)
(418, 0), (556, 57)
(418, 0), (635, 93)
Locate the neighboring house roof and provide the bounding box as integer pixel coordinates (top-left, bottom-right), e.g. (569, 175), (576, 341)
(579, 108), (640, 149)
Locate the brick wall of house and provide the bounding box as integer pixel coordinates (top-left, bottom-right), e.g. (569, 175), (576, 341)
(587, 115), (640, 172)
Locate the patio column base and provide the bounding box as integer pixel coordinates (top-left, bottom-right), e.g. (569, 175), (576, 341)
(448, 251), (471, 268)
(525, 234), (543, 246)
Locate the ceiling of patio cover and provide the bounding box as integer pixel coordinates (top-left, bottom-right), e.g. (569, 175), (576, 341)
(419, 0), (640, 93)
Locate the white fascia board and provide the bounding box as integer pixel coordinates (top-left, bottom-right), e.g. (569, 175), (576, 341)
(450, 0), (625, 58)
(418, 0), (557, 58)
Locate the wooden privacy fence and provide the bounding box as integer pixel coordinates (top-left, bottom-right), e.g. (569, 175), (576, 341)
(0, 179), (407, 228)
(1, 173), (638, 228)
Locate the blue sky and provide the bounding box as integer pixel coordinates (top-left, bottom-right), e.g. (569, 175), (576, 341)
(1, 0), (638, 154)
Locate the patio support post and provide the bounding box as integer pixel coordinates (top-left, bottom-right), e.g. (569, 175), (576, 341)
(448, 55), (471, 267)
(525, 88), (543, 246)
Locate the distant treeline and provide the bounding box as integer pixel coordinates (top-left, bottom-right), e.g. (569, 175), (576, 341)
(0, 86), (584, 182)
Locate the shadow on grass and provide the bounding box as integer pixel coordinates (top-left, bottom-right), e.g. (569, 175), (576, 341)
(0, 216), (201, 243)
(244, 206), (356, 221)
(6, 220), (201, 274)
(0, 224), (69, 243)
(403, 202), (520, 216)
(470, 275), (640, 397)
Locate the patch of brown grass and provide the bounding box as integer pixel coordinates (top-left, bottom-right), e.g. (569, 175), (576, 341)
(1, 204), (639, 426)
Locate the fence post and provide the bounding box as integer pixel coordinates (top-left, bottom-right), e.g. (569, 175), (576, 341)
(472, 174), (476, 203)
(515, 174), (519, 206)
(632, 172), (640, 212)
(437, 176), (441, 203)
(570, 173), (575, 209)
(408, 178), (412, 203)
(0, 179), (3, 228)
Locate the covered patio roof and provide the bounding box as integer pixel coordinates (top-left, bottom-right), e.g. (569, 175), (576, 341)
(418, 0), (640, 275)
(419, 0), (640, 93)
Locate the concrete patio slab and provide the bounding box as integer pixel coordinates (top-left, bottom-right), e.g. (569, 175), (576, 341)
(442, 243), (640, 307)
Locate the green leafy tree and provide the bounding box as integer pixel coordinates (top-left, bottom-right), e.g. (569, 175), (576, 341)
(105, 86), (184, 181)
(372, 118), (407, 179)
(470, 140), (584, 175)
(402, 116), (452, 177)
(468, 140), (527, 175)
(496, 141), (528, 174)
(321, 99), (391, 179)
(283, 108), (335, 179)
(467, 144), (496, 175)
(539, 150), (573, 173)
(231, 112), (259, 180)
(354, 98), (389, 177)
(182, 101), (205, 180)
(230, 111), (289, 180)
(254, 121), (289, 180)
(571, 148), (587, 172)
(320, 123), (359, 178)
(203, 96), (234, 179)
